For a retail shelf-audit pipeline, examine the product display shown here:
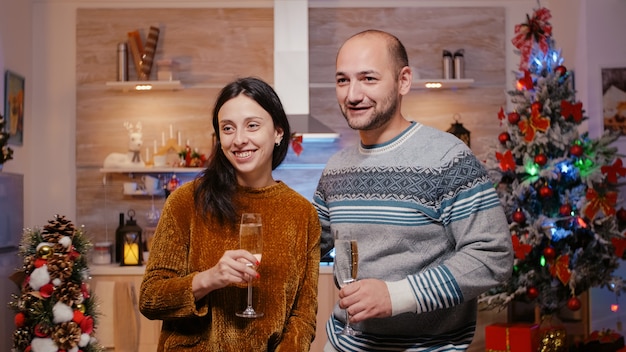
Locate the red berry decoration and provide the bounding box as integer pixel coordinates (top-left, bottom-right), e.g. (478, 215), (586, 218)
(534, 154), (547, 166)
(508, 111), (521, 125)
(539, 185), (553, 198)
(559, 204), (572, 216)
(512, 209), (526, 224)
(498, 132), (510, 144)
(543, 246), (556, 260)
(567, 296), (582, 311)
(527, 286), (539, 299)
(570, 144), (584, 157)
(555, 65), (567, 77)
(618, 208), (626, 222)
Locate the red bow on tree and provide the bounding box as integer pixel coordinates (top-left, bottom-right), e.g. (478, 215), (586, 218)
(512, 7), (553, 70)
(512, 235), (532, 260)
(518, 106), (550, 142)
(601, 158), (626, 184)
(561, 100), (583, 123)
(496, 150), (516, 172)
(549, 254), (571, 285)
(584, 188), (618, 219)
(611, 237), (626, 258)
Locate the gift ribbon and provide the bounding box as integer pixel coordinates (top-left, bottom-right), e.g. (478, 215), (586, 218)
(487, 326), (511, 352)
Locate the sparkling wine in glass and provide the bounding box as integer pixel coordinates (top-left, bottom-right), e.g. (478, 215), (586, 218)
(333, 237), (360, 335)
(236, 213), (264, 318)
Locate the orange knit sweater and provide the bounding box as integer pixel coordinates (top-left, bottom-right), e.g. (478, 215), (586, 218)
(139, 180), (321, 351)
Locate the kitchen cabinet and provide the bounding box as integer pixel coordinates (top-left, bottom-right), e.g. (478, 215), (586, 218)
(89, 264), (337, 352)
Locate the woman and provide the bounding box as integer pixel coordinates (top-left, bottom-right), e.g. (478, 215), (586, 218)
(139, 77), (321, 351)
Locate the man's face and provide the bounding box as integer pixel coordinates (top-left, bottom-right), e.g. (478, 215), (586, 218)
(335, 36), (400, 131)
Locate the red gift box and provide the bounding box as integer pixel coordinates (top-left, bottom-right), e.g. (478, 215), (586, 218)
(485, 323), (540, 352)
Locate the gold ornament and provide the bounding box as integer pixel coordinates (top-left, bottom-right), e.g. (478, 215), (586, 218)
(38, 245), (53, 259)
(75, 303), (86, 313)
(539, 315), (568, 352)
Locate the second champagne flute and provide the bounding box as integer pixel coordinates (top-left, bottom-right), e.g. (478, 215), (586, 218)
(236, 213), (264, 318)
(333, 237), (360, 335)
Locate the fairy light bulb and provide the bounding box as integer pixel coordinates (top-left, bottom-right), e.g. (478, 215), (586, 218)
(611, 304), (619, 312)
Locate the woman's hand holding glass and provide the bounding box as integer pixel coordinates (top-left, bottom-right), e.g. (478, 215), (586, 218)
(191, 249), (260, 301)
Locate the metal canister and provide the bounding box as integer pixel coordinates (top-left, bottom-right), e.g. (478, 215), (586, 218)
(442, 50), (453, 79)
(117, 42), (128, 81)
(453, 49), (465, 79)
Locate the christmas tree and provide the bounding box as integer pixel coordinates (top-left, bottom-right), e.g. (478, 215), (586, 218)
(479, 6), (626, 316)
(9, 215), (103, 352)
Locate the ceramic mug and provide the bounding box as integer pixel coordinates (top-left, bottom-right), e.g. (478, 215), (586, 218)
(123, 182), (138, 194)
(142, 175), (160, 195)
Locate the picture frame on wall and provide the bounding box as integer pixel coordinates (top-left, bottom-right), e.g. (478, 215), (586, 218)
(3, 70), (25, 146)
(602, 67), (626, 135)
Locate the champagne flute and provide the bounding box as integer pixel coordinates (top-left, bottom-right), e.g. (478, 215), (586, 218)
(236, 213), (264, 318)
(333, 237), (360, 335)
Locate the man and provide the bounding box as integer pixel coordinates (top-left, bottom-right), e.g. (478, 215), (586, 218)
(313, 29), (513, 351)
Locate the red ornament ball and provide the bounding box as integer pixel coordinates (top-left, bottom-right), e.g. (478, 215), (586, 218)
(14, 312), (26, 328)
(508, 111), (521, 125)
(618, 208), (626, 222)
(539, 185), (554, 198)
(534, 154), (547, 166)
(543, 246), (556, 260)
(570, 144), (584, 157)
(555, 65), (567, 77)
(567, 297), (582, 311)
(512, 210), (526, 224)
(498, 132), (510, 144)
(559, 204), (573, 216)
(527, 287), (539, 299)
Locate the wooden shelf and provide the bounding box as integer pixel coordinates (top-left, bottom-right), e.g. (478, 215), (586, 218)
(105, 80), (183, 91)
(411, 78), (474, 90)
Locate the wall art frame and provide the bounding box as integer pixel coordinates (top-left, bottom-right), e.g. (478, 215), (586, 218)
(3, 70), (24, 146)
(601, 67), (626, 135)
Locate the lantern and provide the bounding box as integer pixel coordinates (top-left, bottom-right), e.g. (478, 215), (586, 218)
(447, 113), (471, 147)
(119, 209), (143, 266)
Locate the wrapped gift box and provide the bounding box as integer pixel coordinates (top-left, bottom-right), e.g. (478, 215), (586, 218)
(485, 323), (539, 352)
(580, 330), (625, 352)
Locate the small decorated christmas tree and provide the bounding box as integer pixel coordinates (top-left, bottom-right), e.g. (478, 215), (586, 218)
(9, 215), (103, 352)
(0, 112), (14, 166)
(479, 6), (626, 317)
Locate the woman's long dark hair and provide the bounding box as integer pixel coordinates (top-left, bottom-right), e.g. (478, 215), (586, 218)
(193, 77), (291, 225)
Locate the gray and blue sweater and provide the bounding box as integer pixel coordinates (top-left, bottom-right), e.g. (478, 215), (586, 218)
(313, 121), (512, 351)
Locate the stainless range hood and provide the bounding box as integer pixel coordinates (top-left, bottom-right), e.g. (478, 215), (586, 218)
(287, 114), (340, 142)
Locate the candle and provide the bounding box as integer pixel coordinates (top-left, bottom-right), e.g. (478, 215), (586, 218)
(123, 243), (139, 265)
(169, 124), (173, 139)
(161, 132), (165, 146)
(153, 140), (157, 153)
(145, 147), (150, 162)
(186, 138), (190, 146)
(178, 131), (182, 146)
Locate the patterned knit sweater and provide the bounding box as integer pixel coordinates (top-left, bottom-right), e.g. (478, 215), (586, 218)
(313, 121), (513, 351)
(140, 180), (321, 351)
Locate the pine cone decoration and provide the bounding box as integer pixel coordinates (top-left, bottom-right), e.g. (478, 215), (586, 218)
(42, 215), (75, 243)
(13, 328), (33, 350)
(54, 281), (82, 306)
(52, 321), (81, 350)
(48, 253), (73, 282)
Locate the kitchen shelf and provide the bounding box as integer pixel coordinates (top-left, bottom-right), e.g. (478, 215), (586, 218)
(105, 80), (183, 92)
(411, 78), (474, 90)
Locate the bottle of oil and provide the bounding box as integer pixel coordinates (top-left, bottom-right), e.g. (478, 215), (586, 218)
(453, 49), (465, 79)
(442, 50), (453, 79)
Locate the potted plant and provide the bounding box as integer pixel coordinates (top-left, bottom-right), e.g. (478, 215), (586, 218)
(0, 113), (14, 169)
